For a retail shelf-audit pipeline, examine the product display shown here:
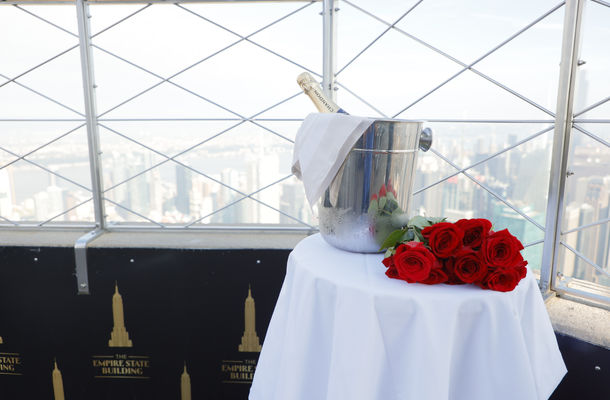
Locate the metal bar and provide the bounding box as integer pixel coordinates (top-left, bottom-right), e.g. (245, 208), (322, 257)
(335, 81), (388, 117)
(560, 241), (610, 278)
(122, 225), (316, 232)
(573, 95), (610, 117)
(0, 214), (20, 226)
(429, 147), (546, 231)
(562, 217), (610, 235)
(186, 174), (314, 228)
(468, 69), (555, 117)
(0, 123), (86, 171)
(322, 0), (337, 100)
(524, 239), (544, 248)
(38, 197), (93, 226)
(573, 119), (610, 123)
(0, 144), (92, 191)
(336, 0), (422, 76)
(90, 44), (249, 120)
(100, 121), (313, 227)
(0, 119), (86, 122)
(591, 0), (610, 8)
(74, 3), (305, 148)
(14, 4), (77, 36)
(392, 2), (565, 118)
(75, 228), (105, 294)
(0, 44), (79, 90)
(103, 224), (317, 233)
(103, 198), (167, 227)
(98, 2), (310, 118)
(413, 126), (553, 195)
(572, 124), (610, 147)
(177, 3), (318, 76)
(0, 72), (85, 117)
(554, 284), (610, 308)
(97, 117), (304, 122)
(0, 223), (94, 229)
(101, 90), (301, 192)
(1, 1), (320, 3)
(100, 121), (244, 192)
(91, 4), (152, 37)
(540, 0), (586, 295)
(341, 0), (558, 118)
(419, 119), (556, 123)
(76, 0), (106, 228)
(73, 0), (107, 295)
(0, 2), (145, 90)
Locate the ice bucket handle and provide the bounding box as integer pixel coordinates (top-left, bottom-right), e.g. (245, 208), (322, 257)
(419, 127), (433, 152)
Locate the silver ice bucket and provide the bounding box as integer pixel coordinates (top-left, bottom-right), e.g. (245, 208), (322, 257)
(318, 119), (432, 253)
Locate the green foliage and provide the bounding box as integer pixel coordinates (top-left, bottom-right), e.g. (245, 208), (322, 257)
(379, 215), (447, 251)
(379, 228), (406, 251)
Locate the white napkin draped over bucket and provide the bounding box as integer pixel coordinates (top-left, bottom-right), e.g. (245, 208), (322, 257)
(292, 113), (374, 207)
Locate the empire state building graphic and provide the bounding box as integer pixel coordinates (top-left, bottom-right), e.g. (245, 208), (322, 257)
(180, 363), (192, 400)
(238, 285), (262, 352)
(108, 282), (133, 347)
(52, 359), (65, 400)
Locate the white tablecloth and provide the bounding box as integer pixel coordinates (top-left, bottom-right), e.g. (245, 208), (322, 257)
(249, 234), (566, 400)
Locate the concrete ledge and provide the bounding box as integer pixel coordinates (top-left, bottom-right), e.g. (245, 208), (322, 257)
(89, 230), (310, 249)
(0, 229), (311, 249)
(546, 296), (610, 349)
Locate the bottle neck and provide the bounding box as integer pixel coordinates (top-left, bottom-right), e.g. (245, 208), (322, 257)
(297, 72), (346, 114)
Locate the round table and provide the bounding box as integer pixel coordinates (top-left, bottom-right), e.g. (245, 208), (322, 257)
(249, 234), (566, 400)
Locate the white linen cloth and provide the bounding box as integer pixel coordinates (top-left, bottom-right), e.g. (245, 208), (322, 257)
(292, 113), (374, 207)
(249, 234), (567, 400)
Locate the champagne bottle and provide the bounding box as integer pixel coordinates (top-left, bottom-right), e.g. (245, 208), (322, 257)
(297, 72), (347, 114)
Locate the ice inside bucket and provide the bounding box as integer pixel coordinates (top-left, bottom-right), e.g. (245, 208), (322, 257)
(318, 119), (432, 253)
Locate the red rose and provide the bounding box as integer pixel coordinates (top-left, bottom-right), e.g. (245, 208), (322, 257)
(393, 242), (436, 283)
(386, 180), (398, 197)
(420, 268), (448, 285)
(422, 222), (464, 258)
(480, 268), (521, 292)
(382, 256), (392, 268)
(441, 258), (464, 285)
(382, 256), (399, 279)
(378, 184), (387, 197)
(453, 248), (488, 283)
(455, 218), (492, 249)
(386, 265), (399, 279)
(513, 253), (529, 279)
(483, 229), (524, 268)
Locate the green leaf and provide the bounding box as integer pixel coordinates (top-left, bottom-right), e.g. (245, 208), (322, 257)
(379, 228), (405, 251)
(400, 229), (414, 243)
(391, 206), (404, 217)
(414, 229), (425, 243)
(426, 216), (447, 225)
(367, 199), (379, 215)
(386, 199), (400, 213)
(408, 215), (430, 230)
(384, 248), (395, 258)
(378, 196), (387, 210)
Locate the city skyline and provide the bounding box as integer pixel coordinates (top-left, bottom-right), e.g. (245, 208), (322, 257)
(0, 125), (608, 285)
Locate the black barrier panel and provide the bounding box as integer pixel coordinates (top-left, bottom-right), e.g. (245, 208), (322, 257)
(549, 333), (610, 400)
(2, 245), (610, 400)
(0, 246), (288, 400)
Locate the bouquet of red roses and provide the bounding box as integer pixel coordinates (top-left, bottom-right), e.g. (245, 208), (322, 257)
(380, 216), (528, 292)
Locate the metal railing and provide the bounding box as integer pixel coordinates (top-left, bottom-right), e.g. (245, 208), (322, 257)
(0, 0), (608, 305)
